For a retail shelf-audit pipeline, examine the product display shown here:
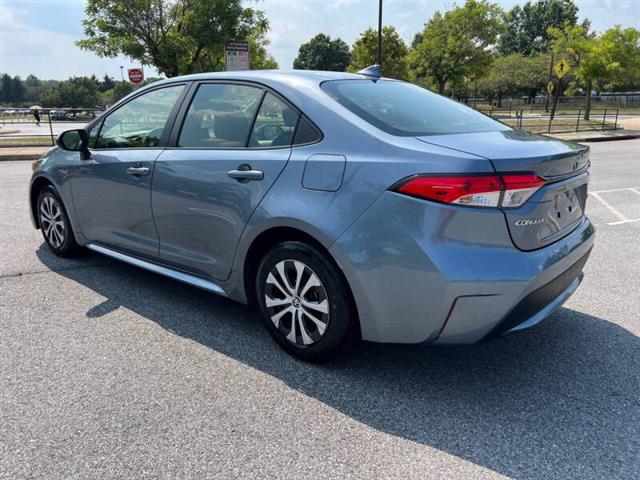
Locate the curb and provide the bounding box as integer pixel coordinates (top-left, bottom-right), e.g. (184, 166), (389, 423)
(0, 154), (43, 162)
(577, 134), (640, 143)
(543, 132), (640, 143)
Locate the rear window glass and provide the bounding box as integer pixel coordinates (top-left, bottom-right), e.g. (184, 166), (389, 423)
(321, 79), (509, 136)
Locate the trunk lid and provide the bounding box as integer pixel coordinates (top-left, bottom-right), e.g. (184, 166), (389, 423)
(416, 130), (590, 250)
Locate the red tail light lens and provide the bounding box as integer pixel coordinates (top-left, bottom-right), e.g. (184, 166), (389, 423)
(394, 173), (545, 208)
(396, 175), (502, 207)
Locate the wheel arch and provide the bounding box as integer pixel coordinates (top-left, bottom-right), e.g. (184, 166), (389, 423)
(29, 175), (55, 229)
(241, 225), (361, 337)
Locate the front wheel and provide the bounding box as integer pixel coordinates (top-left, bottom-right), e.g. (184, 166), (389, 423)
(256, 241), (354, 361)
(37, 186), (79, 257)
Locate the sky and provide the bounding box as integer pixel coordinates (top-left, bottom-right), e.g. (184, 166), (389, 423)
(1, 0), (639, 80)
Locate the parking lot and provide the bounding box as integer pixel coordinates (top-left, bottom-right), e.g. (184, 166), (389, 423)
(1, 140), (638, 479)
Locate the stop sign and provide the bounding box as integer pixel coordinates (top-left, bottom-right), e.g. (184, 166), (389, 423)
(128, 68), (144, 84)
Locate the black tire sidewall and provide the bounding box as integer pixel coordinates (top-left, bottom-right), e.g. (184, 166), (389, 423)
(256, 241), (352, 361)
(37, 186), (78, 257)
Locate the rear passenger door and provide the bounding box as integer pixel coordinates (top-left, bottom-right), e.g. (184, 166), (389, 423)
(151, 82), (301, 281)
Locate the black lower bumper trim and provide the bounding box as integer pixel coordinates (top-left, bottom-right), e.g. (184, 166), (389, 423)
(483, 248), (592, 340)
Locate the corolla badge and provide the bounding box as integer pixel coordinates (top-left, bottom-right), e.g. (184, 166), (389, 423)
(514, 217), (544, 226)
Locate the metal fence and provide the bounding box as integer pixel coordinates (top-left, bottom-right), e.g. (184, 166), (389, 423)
(0, 108), (104, 147)
(484, 108), (620, 134)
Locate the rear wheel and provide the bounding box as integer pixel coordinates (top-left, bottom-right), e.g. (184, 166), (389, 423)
(256, 241), (353, 361)
(37, 186), (79, 257)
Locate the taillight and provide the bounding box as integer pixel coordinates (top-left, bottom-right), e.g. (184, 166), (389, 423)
(500, 174), (545, 208)
(393, 173), (544, 209)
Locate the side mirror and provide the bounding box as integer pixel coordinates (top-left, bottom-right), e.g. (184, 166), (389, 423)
(57, 129), (91, 160)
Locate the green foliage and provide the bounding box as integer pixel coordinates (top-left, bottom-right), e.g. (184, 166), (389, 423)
(478, 54), (548, 102)
(98, 75), (116, 93)
(0, 74), (26, 105)
(409, 0), (503, 93)
(293, 34), (350, 71)
(40, 77), (101, 108)
(348, 26), (408, 80)
(100, 82), (136, 107)
(549, 24), (640, 117)
(498, 0), (587, 56)
(77, 0), (274, 77)
(599, 26), (640, 91)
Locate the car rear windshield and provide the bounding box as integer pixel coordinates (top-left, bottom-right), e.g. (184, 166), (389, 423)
(321, 79), (509, 136)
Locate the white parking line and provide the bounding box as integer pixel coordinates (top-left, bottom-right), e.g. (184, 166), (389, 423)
(589, 191), (630, 222)
(602, 218), (640, 226)
(589, 187), (640, 195)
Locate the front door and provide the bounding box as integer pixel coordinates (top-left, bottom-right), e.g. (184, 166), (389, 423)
(152, 84), (300, 280)
(70, 85), (185, 259)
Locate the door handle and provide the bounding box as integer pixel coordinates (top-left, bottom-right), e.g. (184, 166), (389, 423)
(127, 166), (151, 176)
(227, 165), (264, 182)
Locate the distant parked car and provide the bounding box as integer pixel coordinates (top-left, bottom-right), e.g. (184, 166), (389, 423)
(29, 69), (594, 360)
(50, 111), (74, 121)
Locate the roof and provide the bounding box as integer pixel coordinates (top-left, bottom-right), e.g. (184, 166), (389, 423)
(151, 69), (368, 88)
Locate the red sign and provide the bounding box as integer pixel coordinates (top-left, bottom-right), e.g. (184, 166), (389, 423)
(128, 68), (144, 84)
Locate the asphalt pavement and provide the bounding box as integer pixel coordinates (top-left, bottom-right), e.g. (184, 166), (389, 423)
(1, 140), (639, 479)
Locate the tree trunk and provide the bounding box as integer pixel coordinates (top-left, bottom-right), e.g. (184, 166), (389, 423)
(438, 79), (446, 95)
(497, 92), (502, 108)
(584, 79), (593, 120)
(550, 80), (563, 121)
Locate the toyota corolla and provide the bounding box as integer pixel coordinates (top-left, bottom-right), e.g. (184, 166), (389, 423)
(29, 69), (594, 360)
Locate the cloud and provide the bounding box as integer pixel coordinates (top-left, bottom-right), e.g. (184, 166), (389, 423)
(0, 1), (156, 80)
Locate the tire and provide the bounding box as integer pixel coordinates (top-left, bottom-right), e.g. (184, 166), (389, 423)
(256, 241), (353, 361)
(36, 185), (80, 257)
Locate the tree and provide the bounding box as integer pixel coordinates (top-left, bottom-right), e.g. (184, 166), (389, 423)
(293, 33), (350, 71)
(599, 26), (640, 91)
(40, 77), (101, 108)
(550, 24), (640, 119)
(98, 75), (116, 93)
(409, 0), (503, 94)
(0, 74), (13, 104)
(498, 0), (588, 56)
(349, 26), (408, 80)
(24, 75), (42, 103)
(77, 0), (274, 77)
(248, 33), (279, 70)
(478, 54), (548, 105)
(10, 76), (26, 104)
(100, 81), (136, 107)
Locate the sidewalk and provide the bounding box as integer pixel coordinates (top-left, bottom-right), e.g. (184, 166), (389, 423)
(544, 129), (640, 142)
(0, 146), (50, 161)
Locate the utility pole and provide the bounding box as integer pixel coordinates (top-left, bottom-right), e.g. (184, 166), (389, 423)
(120, 66), (124, 82)
(377, 0), (383, 67)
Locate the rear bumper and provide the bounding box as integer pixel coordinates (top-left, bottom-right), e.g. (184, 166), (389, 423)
(482, 249), (590, 340)
(331, 191), (595, 344)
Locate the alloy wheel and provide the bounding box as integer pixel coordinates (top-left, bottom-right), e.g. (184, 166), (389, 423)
(40, 195), (65, 249)
(264, 259), (330, 347)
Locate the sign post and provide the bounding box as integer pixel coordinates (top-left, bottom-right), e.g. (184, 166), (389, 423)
(128, 68), (144, 84)
(225, 41), (250, 71)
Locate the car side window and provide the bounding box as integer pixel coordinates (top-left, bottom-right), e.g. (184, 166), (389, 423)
(95, 85), (184, 149)
(178, 84), (263, 148)
(87, 121), (101, 148)
(293, 116), (322, 145)
(250, 93), (300, 148)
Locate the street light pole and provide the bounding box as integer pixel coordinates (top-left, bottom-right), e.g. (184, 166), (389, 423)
(377, 0), (383, 67)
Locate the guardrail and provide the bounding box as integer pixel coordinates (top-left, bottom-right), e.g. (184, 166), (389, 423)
(0, 107), (104, 147)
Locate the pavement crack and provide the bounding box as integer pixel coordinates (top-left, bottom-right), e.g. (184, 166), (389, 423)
(0, 262), (113, 280)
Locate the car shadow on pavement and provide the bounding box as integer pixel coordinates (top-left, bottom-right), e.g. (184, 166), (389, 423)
(38, 247), (640, 480)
